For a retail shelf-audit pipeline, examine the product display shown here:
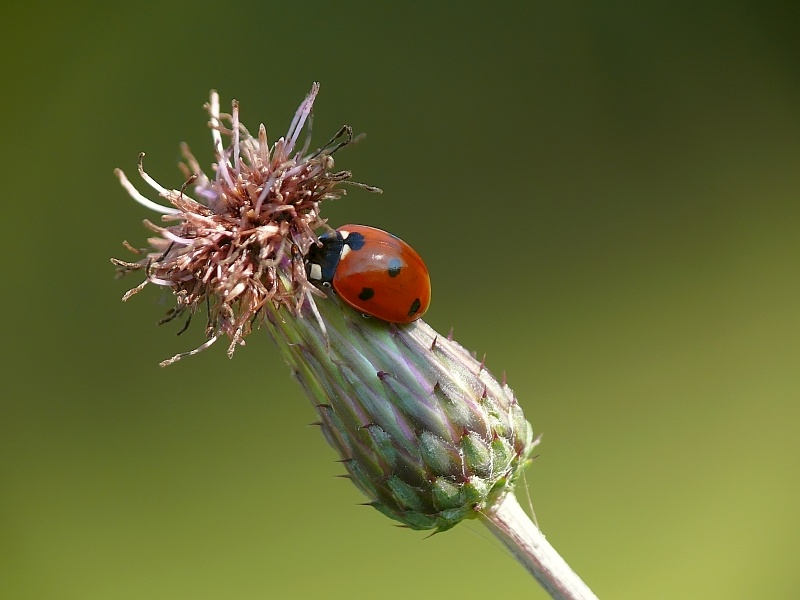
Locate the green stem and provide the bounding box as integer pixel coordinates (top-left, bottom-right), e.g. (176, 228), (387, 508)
(481, 493), (598, 600)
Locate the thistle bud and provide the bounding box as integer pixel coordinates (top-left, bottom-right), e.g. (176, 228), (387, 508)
(266, 280), (535, 530)
(113, 85), (536, 531)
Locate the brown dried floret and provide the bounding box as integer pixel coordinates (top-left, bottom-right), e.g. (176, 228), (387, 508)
(113, 84), (380, 364)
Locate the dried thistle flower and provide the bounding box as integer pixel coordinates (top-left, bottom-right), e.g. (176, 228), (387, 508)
(113, 85), (597, 599)
(113, 83), (377, 364)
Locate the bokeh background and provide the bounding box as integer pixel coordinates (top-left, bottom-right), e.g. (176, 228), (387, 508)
(2, 2), (799, 598)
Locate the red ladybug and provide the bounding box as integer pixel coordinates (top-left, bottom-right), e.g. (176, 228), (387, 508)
(306, 224), (431, 323)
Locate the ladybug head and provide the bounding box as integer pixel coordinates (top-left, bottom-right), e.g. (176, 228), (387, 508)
(305, 231), (344, 284)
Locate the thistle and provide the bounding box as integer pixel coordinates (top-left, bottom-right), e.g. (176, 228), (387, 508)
(113, 85), (597, 599)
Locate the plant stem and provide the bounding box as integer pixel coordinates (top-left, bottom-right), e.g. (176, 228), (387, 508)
(480, 493), (598, 600)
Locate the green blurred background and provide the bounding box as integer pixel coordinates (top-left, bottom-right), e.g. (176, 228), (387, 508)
(2, 2), (798, 598)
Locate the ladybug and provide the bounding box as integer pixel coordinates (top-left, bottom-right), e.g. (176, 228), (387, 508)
(306, 224), (431, 323)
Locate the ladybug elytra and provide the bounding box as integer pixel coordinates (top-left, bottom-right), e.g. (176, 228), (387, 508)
(305, 224), (431, 323)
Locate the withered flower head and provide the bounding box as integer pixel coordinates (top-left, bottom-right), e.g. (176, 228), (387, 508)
(114, 83), (378, 364)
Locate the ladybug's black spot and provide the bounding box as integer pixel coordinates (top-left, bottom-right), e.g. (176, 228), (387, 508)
(358, 287), (375, 301)
(407, 298), (421, 316)
(345, 232), (366, 250)
(387, 258), (402, 278)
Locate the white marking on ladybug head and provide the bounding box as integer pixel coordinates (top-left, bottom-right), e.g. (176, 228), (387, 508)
(339, 230), (350, 240)
(308, 263), (322, 281)
(340, 244), (352, 260)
